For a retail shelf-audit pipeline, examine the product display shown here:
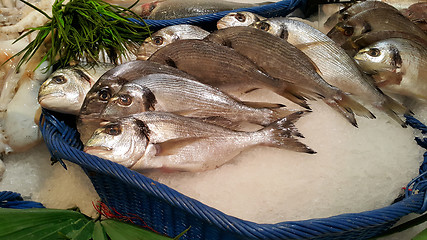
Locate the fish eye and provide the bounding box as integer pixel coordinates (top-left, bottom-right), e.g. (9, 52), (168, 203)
(256, 22), (270, 31)
(52, 75), (67, 84)
(343, 26), (354, 36)
(152, 36), (164, 45)
(341, 13), (350, 21)
(368, 48), (381, 57)
(98, 88), (111, 101)
(104, 123), (122, 136)
(235, 13), (246, 22)
(118, 94), (132, 106)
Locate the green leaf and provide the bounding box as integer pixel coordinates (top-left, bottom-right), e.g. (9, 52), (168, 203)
(92, 221), (108, 240)
(101, 219), (174, 240)
(413, 228), (427, 240)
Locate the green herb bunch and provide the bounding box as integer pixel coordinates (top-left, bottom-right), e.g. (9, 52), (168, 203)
(14, 0), (150, 70)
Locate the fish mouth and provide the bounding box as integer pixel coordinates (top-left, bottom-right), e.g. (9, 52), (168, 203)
(84, 146), (112, 154)
(38, 92), (65, 103)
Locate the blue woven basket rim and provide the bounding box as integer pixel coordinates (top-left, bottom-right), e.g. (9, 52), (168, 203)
(131, 0), (306, 30)
(39, 108), (427, 239)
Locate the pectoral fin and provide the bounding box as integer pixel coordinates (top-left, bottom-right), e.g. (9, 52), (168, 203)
(241, 101), (286, 109)
(155, 137), (204, 156)
(373, 72), (403, 87)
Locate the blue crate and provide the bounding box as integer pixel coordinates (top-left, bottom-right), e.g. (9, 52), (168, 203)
(39, 108), (427, 240)
(130, 0), (307, 30)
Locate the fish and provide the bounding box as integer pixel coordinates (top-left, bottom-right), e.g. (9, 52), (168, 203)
(84, 111), (315, 172)
(77, 60), (198, 143)
(137, 24), (209, 61)
(136, 0), (269, 20)
(217, 11), (266, 29)
(324, 1), (399, 31)
(147, 39), (315, 110)
(251, 18), (410, 126)
(101, 73), (293, 129)
(38, 63), (115, 115)
(401, 2), (427, 32)
(206, 26), (372, 127)
(327, 8), (427, 48)
(354, 38), (427, 100)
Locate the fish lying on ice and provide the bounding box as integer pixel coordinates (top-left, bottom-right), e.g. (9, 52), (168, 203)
(206, 26), (372, 127)
(354, 38), (427, 101)
(137, 24), (209, 61)
(38, 63), (115, 115)
(217, 11), (266, 29)
(77, 60), (199, 143)
(148, 39), (316, 109)
(101, 73), (292, 129)
(84, 111), (314, 172)
(327, 7), (427, 50)
(251, 18), (410, 126)
(136, 0), (270, 20)
(323, 1), (399, 31)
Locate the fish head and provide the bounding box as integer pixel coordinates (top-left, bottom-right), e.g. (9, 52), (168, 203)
(138, 1), (159, 18)
(137, 29), (179, 60)
(102, 84), (156, 117)
(328, 19), (373, 46)
(217, 12), (265, 29)
(84, 118), (149, 168)
(251, 19), (289, 40)
(354, 42), (401, 74)
(38, 68), (92, 115)
(324, 8), (353, 29)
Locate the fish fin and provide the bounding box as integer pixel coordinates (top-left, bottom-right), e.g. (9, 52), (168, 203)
(275, 84), (324, 110)
(261, 111), (316, 154)
(373, 72), (403, 87)
(155, 137), (204, 156)
(241, 101), (286, 109)
(377, 95), (412, 127)
(324, 93), (375, 127)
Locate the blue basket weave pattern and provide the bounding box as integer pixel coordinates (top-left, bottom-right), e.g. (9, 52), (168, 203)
(39, 108), (427, 240)
(132, 0), (306, 30)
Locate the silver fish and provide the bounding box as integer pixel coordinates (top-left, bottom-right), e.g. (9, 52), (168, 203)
(84, 111), (314, 172)
(101, 73), (292, 129)
(206, 26), (372, 127)
(137, 24), (209, 61)
(217, 11), (266, 30)
(78, 60), (197, 143)
(137, 0), (267, 20)
(324, 1), (399, 31)
(354, 38), (427, 100)
(251, 18), (410, 126)
(38, 63), (114, 115)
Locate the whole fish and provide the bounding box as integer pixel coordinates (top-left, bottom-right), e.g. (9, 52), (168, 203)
(324, 1), (399, 31)
(354, 38), (427, 100)
(206, 26), (372, 127)
(38, 63), (115, 115)
(137, 0), (268, 20)
(327, 8), (427, 48)
(78, 60), (198, 143)
(148, 39), (315, 109)
(217, 11), (266, 29)
(101, 73), (292, 129)
(251, 18), (410, 126)
(137, 24), (209, 61)
(84, 111), (314, 172)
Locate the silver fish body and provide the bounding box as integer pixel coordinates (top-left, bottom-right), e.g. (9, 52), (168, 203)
(354, 38), (427, 100)
(78, 60), (197, 143)
(137, 24), (209, 61)
(217, 11), (266, 29)
(101, 73), (291, 128)
(84, 111), (314, 172)
(206, 26), (373, 127)
(38, 63), (114, 115)
(252, 18), (409, 125)
(138, 0), (263, 20)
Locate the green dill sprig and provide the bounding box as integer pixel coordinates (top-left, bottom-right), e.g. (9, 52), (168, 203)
(12, 0), (150, 71)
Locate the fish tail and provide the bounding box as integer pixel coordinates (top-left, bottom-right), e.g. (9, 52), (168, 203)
(324, 93), (375, 128)
(378, 95), (412, 128)
(260, 111), (316, 154)
(275, 85), (321, 110)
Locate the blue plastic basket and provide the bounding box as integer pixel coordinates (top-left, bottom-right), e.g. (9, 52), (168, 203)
(39, 108), (427, 240)
(131, 0), (307, 30)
